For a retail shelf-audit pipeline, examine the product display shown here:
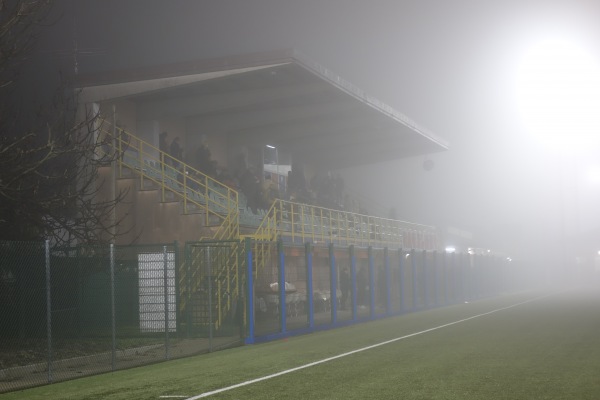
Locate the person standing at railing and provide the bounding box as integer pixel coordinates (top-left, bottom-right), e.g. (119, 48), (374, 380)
(116, 125), (130, 162)
(159, 131), (169, 167)
(170, 136), (183, 169)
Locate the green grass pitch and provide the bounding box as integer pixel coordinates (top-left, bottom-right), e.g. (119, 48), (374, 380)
(4, 289), (600, 400)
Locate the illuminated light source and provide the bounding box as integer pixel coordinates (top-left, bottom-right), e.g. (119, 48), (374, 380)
(506, 257), (512, 262)
(514, 34), (600, 154)
(588, 166), (600, 184)
(445, 246), (456, 253)
(265, 144), (275, 149)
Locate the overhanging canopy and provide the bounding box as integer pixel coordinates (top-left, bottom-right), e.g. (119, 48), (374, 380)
(77, 49), (448, 169)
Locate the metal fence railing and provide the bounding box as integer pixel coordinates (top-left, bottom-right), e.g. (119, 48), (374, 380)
(0, 241), (243, 393)
(1, 239), (520, 393)
(245, 240), (520, 344)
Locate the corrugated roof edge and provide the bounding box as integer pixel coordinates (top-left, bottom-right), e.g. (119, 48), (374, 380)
(75, 48), (448, 150)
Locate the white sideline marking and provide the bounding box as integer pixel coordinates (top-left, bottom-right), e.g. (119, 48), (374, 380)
(185, 294), (551, 399)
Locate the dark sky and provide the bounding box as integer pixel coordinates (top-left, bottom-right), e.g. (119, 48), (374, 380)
(38, 0), (600, 259)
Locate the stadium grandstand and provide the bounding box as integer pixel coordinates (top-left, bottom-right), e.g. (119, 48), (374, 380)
(1, 49), (470, 392)
(79, 48), (454, 337)
(80, 49), (448, 245)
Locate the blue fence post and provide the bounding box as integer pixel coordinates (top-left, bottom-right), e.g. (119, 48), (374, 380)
(411, 249), (417, 310)
(433, 251), (438, 307)
(422, 250), (428, 308)
(245, 238), (255, 344)
(278, 240), (286, 333)
(443, 251), (448, 306)
(368, 247), (375, 319)
(350, 245), (357, 321)
(458, 253), (469, 301)
(399, 249), (405, 312)
(306, 242), (314, 329)
(384, 247), (391, 315)
(329, 243), (337, 323)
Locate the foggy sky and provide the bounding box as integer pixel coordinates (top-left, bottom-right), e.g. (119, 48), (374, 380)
(39, 0), (600, 259)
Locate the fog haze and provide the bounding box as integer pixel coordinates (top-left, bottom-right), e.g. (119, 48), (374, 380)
(39, 0), (600, 263)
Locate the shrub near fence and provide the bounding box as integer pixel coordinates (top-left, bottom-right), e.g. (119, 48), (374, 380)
(0, 241), (242, 393)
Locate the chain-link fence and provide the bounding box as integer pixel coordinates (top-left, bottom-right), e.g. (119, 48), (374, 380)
(1, 238), (519, 392)
(0, 241), (244, 393)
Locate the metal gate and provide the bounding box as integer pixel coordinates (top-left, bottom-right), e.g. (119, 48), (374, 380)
(182, 240), (246, 340)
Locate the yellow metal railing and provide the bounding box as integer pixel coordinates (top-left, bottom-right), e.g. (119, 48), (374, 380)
(97, 118), (241, 330)
(249, 199), (438, 277)
(252, 199), (437, 248)
(98, 118), (239, 230)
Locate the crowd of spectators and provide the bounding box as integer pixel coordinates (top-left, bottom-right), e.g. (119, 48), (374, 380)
(158, 133), (365, 218)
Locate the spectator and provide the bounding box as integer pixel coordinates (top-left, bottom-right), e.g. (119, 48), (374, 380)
(240, 167), (261, 213)
(194, 135), (212, 174)
(262, 174), (279, 208)
(170, 136), (182, 168)
(159, 131), (169, 166)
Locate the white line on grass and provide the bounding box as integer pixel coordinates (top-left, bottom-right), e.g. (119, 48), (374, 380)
(185, 293), (553, 399)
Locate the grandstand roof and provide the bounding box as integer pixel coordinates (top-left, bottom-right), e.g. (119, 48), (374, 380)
(77, 49), (448, 169)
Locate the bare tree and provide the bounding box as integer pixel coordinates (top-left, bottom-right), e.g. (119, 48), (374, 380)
(0, 0), (129, 246)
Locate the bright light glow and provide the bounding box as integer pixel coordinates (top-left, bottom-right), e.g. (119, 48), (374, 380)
(515, 34), (600, 154)
(506, 257), (512, 262)
(588, 166), (600, 184)
(445, 246), (456, 253)
(265, 144), (276, 149)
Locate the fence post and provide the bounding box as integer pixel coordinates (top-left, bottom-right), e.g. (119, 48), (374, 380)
(368, 246), (375, 319)
(277, 240), (286, 333)
(411, 249), (417, 310)
(384, 247), (391, 315)
(110, 243), (116, 371)
(45, 239), (52, 384)
(433, 251), (438, 307)
(163, 245), (170, 359)
(174, 241), (181, 334)
(245, 238), (255, 344)
(206, 246), (213, 351)
(422, 250), (428, 308)
(443, 251), (448, 306)
(349, 245), (357, 321)
(185, 244), (192, 338)
(306, 242), (314, 329)
(398, 249), (405, 312)
(329, 243), (337, 323)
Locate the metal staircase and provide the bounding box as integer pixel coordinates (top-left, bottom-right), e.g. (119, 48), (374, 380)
(97, 118), (241, 331)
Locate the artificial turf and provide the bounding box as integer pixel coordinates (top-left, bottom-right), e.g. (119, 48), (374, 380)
(3, 289), (600, 400)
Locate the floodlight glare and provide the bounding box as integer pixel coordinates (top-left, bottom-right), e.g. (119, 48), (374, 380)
(445, 246), (456, 253)
(514, 34), (600, 154)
